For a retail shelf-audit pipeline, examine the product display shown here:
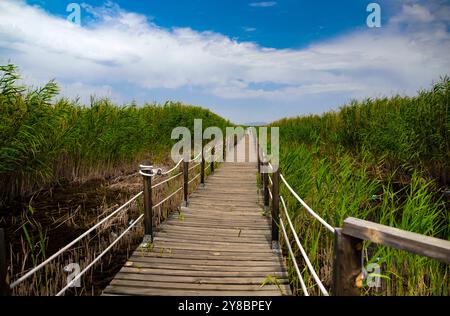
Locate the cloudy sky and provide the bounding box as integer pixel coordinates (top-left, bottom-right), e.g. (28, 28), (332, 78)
(0, 0), (449, 123)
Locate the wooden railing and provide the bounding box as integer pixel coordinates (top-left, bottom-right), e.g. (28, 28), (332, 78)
(333, 218), (450, 295)
(258, 147), (450, 296)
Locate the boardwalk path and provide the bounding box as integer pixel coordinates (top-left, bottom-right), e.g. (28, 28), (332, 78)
(103, 135), (291, 296)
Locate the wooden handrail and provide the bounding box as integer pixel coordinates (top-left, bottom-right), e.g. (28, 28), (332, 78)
(332, 217), (450, 296)
(343, 217), (450, 264)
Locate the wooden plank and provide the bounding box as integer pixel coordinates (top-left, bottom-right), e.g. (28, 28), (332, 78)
(108, 279), (290, 293)
(119, 267), (289, 278)
(132, 249), (281, 261)
(169, 219), (270, 227)
(148, 241), (275, 253)
(160, 222), (270, 234)
(180, 206), (264, 214)
(103, 286), (284, 296)
(156, 226), (270, 238)
(152, 237), (271, 247)
(172, 216), (269, 225)
(343, 217), (450, 264)
(175, 212), (268, 221)
(161, 222), (270, 230)
(138, 248), (279, 259)
(119, 261), (288, 272)
(153, 232), (270, 243)
(129, 256), (284, 267)
(114, 272), (288, 285)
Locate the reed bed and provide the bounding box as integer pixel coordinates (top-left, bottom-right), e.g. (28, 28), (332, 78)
(273, 79), (449, 296)
(0, 64), (230, 206)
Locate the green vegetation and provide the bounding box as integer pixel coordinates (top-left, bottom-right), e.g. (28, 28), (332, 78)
(273, 79), (449, 295)
(0, 64), (230, 204)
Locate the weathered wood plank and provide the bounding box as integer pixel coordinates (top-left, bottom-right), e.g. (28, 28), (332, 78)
(109, 279), (290, 293)
(343, 217), (450, 264)
(138, 248), (278, 259)
(119, 267), (289, 278)
(152, 237), (271, 247)
(113, 272), (289, 285)
(120, 260), (288, 272)
(103, 286), (284, 296)
(132, 249), (281, 261)
(129, 256), (284, 267)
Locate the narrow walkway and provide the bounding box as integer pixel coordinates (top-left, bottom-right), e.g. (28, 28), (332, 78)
(103, 135), (291, 296)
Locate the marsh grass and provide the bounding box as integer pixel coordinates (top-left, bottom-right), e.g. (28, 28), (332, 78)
(0, 64), (230, 205)
(273, 79), (449, 296)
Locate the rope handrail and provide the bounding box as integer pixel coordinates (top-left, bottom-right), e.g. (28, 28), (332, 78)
(9, 191), (144, 289)
(188, 162), (201, 172)
(153, 186), (183, 209)
(56, 214), (144, 296)
(189, 152), (202, 162)
(279, 217), (309, 296)
(161, 158), (183, 175)
(280, 174), (335, 233)
(280, 195), (329, 295)
(152, 172), (183, 190)
(188, 173), (201, 185)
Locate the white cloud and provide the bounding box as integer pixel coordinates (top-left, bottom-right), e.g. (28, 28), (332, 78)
(0, 0), (449, 119)
(249, 2), (277, 8)
(391, 3), (434, 24)
(243, 27), (257, 32)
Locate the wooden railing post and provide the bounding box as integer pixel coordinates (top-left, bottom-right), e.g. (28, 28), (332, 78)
(200, 144), (205, 187)
(223, 137), (226, 162)
(263, 161), (269, 209)
(141, 164), (153, 241)
(0, 228), (9, 296)
(257, 142), (261, 184)
(271, 167), (280, 248)
(211, 146), (215, 174)
(332, 228), (363, 296)
(183, 160), (189, 206)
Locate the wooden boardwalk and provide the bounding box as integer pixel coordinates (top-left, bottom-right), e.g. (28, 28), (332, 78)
(103, 135), (291, 296)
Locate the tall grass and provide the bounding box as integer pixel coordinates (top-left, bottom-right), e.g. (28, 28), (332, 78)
(274, 77), (450, 185)
(273, 80), (449, 296)
(0, 64), (230, 204)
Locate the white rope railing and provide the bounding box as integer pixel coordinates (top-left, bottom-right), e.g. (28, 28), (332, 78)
(152, 172), (182, 190)
(152, 187), (183, 209)
(188, 162), (201, 172)
(280, 195), (329, 295)
(280, 174), (335, 233)
(10, 191), (144, 289)
(56, 214), (144, 296)
(188, 173), (201, 185)
(161, 158), (183, 175)
(189, 152), (202, 163)
(280, 217), (309, 296)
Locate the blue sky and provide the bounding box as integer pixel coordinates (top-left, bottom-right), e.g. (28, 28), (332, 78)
(28, 0), (388, 49)
(1, 0), (449, 123)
